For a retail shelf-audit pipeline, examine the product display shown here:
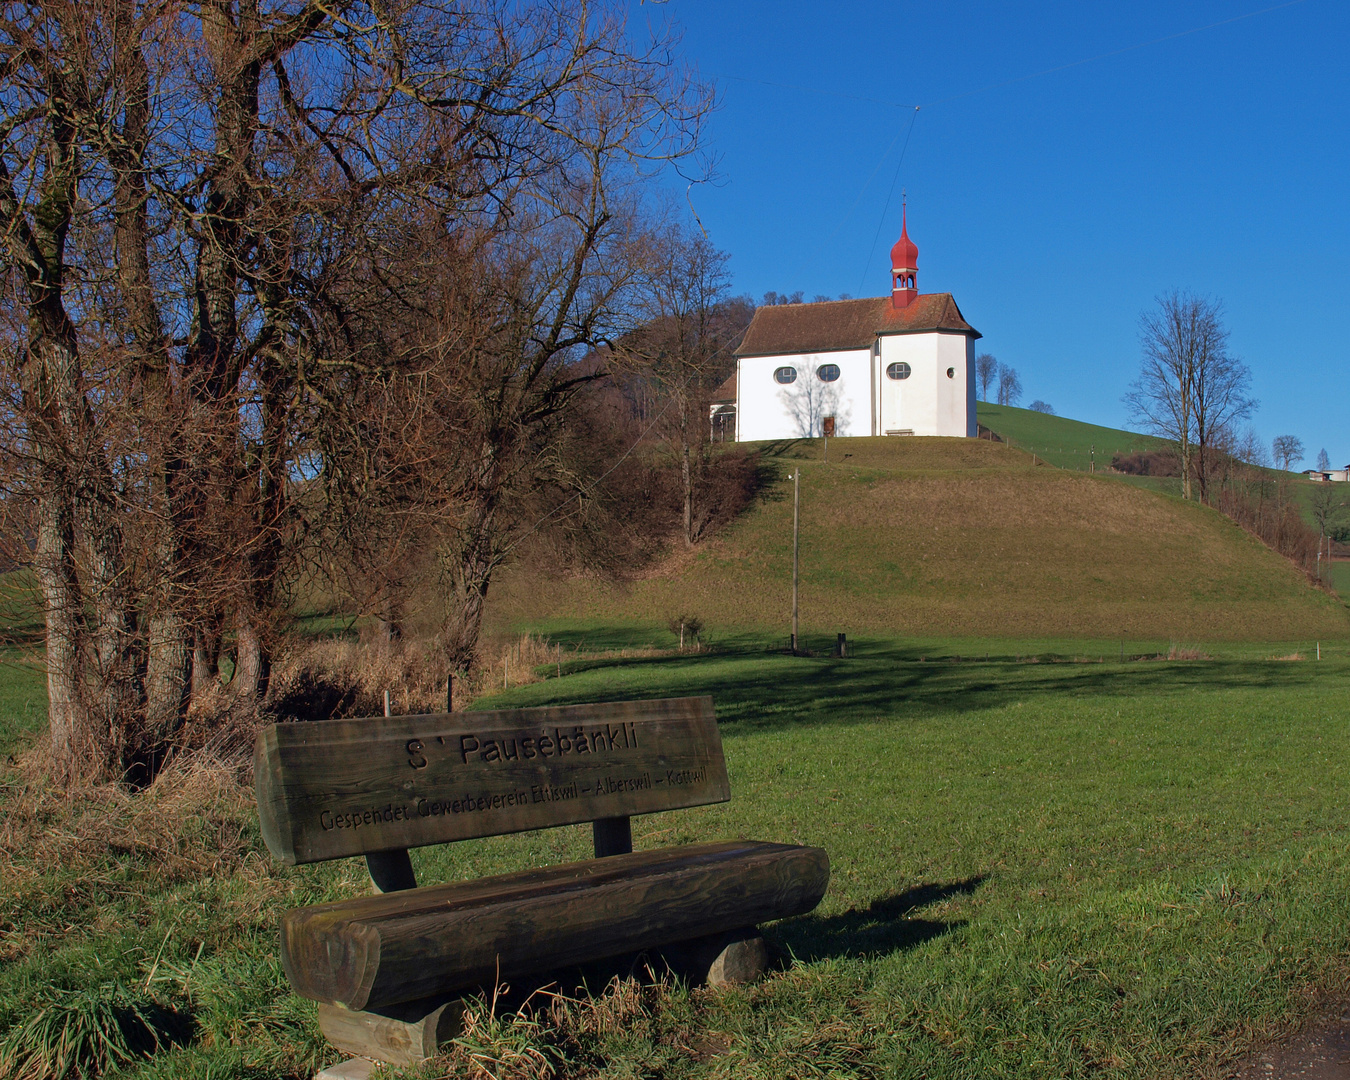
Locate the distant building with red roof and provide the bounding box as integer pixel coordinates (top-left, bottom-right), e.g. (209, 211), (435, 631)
(726, 210), (980, 440)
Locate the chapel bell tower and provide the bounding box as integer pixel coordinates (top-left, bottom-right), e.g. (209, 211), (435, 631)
(890, 202), (918, 310)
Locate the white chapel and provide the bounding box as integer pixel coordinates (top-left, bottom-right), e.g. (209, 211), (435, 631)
(717, 213), (980, 441)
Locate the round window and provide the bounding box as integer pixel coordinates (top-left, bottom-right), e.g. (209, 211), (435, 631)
(817, 364), (840, 382)
(886, 362), (912, 380)
(946, 367), (955, 379)
(774, 366), (797, 384)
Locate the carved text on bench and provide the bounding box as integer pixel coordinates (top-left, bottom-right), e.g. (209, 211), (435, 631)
(256, 698), (731, 863)
(455, 721), (640, 764)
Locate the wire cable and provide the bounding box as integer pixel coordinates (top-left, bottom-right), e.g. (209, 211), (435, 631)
(921, 0), (1309, 109)
(788, 106), (918, 290)
(712, 73), (917, 111)
(715, 0), (1309, 289)
(858, 107), (920, 295)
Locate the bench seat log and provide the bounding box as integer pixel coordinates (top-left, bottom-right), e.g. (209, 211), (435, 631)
(281, 839), (828, 1011)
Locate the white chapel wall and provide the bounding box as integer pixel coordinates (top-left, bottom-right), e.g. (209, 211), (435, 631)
(876, 332), (975, 438)
(736, 350), (871, 441)
(877, 334), (937, 435)
(934, 333), (976, 438)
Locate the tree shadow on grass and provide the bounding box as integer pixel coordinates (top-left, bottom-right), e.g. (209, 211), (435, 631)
(488, 630), (1327, 735)
(770, 875), (986, 964)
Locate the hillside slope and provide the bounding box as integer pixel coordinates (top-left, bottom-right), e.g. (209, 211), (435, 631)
(492, 436), (1350, 643)
(976, 403), (1187, 502)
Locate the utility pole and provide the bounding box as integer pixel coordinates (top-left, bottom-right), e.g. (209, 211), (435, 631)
(791, 467), (800, 654)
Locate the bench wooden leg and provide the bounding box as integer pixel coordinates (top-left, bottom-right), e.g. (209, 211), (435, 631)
(317, 996), (465, 1067)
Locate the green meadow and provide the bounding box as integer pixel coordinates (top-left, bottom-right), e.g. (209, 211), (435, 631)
(5, 640), (1350, 1078)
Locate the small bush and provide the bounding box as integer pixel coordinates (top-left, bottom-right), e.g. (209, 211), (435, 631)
(666, 614), (705, 651)
(1110, 450), (1178, 476)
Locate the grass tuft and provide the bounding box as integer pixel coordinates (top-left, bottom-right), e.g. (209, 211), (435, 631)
(0, 982), (189, 1080)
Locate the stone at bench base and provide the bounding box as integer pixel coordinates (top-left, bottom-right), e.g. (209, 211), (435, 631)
(653, 926), (768, 987)
(708, 929), (769, 986)
(318, 996), (465, 1068)
(313, 1058), (378, 1080)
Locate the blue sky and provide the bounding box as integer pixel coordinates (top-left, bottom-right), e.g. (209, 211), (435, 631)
(642, 0), (1347, 467)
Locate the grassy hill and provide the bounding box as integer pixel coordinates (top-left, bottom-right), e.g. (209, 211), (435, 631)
(975, 403), (1162, 469)
(491, 434), (1350, 644)
(976, 402), (1184, 498)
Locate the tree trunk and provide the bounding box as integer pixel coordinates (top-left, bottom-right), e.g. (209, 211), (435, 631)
(144, 608), (191, 743)
(377, 589), (403, 645)
(233, 609), (271, 704)
(191, 616), (223, 697)
(1179, 436), (1193, 501)
(112, 11), (192, 755)
(32, 481), (85, 778)
(77, 474), (137, 764)
(6, 96), (135, 781)
(681, 438), (694, 547)
(442, 502), (503, 675)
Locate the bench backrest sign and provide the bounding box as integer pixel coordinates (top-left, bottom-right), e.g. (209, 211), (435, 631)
(256, 696), (730, 865)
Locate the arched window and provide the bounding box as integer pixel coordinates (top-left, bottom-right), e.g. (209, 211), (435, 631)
(886, 362), (912, 380)
(817, 364), (840, 382)
(774, 366), (797, 384)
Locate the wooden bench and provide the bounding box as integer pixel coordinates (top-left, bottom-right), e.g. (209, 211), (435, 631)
(254, 696), (830, 1069)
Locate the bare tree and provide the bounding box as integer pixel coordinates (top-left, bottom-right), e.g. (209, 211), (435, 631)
(1029, 400), (1055, 415)
(976, 353), (998, 401)
(1125, 291), (1253, 502)
(996, 364), (1022, 407)
(616, 225), (743, 547)
(1307, 475), (1343, 583)
(1272, 435), (1305, 473)
(1318, 448), (1331, 471)
(1188, 318), (1255, 505)
(0, 0), (712, 784)
(1310, 483), (1343, 543)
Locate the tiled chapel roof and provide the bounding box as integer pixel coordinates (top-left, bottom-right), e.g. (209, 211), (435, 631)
(735, 294), (980, 358)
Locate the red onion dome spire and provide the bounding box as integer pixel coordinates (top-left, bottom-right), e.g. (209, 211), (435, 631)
(890, 200), (918, 309)
(890, 203), (918, 271)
